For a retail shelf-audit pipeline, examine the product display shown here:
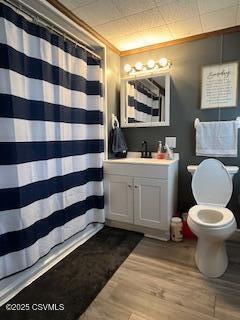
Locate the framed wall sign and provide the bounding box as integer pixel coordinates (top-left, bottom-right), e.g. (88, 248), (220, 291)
(201, 62), (238, 109)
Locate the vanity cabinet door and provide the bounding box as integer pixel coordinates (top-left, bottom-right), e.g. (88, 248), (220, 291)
(104, 174), (133, 223)
(133, 178), (168, 229)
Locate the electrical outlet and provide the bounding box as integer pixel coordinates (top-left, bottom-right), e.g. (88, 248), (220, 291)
(165, 137), (176, 148)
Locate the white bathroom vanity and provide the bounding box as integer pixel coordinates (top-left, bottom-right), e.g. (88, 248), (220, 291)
(104, 154), (178, 240)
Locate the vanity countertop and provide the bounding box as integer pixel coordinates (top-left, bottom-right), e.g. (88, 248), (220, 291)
(104, 156), (178, 166)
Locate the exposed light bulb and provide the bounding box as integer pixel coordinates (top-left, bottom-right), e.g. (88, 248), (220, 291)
(124, 64), (132, 73)
(159, 57), (168, 67)
(135, 62), (143, 71)
(124, 58), (170, 74)
(147, 59), (155, 69)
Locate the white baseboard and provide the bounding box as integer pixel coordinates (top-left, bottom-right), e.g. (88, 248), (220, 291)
(0, 223), (103, 307)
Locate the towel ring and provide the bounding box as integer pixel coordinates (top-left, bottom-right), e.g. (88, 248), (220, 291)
(112, 114), (119, 129)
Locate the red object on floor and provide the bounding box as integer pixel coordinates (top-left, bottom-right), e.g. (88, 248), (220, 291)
(182, 219), (197, 239)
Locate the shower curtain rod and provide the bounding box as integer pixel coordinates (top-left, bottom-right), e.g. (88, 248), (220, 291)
(1, 0), (102, 60)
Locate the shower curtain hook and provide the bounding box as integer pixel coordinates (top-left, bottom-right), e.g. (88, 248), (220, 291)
(16, 2), (20, 14)
(51, 25), (55, 34)
(34, 16), (39, 26)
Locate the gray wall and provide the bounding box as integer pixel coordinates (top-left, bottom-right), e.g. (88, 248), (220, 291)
(106, 47), (120, 157)
(119, 32), (240, 226)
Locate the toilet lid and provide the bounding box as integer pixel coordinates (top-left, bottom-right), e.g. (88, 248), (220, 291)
(192, 159), (233, 207)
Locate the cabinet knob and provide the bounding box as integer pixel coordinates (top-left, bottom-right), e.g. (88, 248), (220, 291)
(128, 185), (132, 188)
(134, 185), (139, 188)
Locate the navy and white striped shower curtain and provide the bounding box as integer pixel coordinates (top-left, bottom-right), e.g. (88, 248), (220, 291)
(0, 3), (104, 279)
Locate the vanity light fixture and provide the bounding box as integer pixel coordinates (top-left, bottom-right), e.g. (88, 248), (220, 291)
(123, 57), (171, 74)
(147, 59), (155, 69)
(135, 62), (143, 71)
(159, 57), (168, 67)
(124, 64), (132, 73)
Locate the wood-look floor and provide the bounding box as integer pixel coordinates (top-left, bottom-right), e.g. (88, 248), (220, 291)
(80, 238), (240, 320)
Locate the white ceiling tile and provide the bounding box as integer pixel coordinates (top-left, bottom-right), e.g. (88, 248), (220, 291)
(158, 0), (199, 23)
(201, 6), (238, 32)
(197, 0), (238, 14)
(110, 33), (149, 50)
(110, 25), (173, 50)
(64, 0), (240, 51)
(95, 18), (133, 38)
(58, 0), (75, 10)
(58, 0), (97, 10)
(168, 15), (202, 38)
(126, 7), (165, 32)
(112, 0), (156, 17)
(74, 0), (121, 26)
(138, 25), (174, 44)
(155, 0), (176, 5)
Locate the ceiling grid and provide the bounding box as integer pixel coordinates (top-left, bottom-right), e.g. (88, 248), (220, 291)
(58, 0), (240, 51)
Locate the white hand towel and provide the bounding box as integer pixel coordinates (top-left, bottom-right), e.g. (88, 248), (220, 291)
(196, 120), (238, 157)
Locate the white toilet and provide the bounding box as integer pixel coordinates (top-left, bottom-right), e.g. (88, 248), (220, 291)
(187, 159), (239, 278)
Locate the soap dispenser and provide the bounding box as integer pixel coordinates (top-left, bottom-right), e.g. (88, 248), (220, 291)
(165, 144), (174, 160)
(157, 141), (165, 159)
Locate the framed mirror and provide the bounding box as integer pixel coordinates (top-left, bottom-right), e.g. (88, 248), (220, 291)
(120, 72), (170, 127)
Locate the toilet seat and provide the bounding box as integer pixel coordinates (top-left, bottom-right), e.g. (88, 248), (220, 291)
(189, 159), (235, 229)
(189, 205), (235, 228)
(192, 159), (232, 207)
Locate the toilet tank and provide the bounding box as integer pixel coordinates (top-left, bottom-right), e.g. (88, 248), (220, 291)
(187, 165), (239, 179)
